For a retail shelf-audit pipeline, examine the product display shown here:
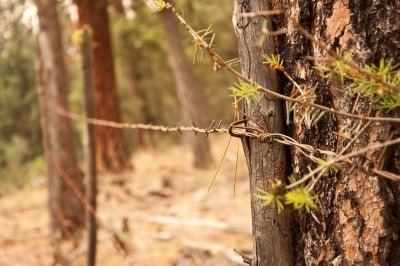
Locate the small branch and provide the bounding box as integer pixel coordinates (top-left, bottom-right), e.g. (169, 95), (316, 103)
(0, 231), (50, 246)
(236, 9), (287, 17)
(234, 248), (252, 265)
(166, 4), (400, 124)
(261, 28), (288, 36)
(295, 25), (399, 94)
(0, 203), (46, 216)
(144, 215), (252, 234)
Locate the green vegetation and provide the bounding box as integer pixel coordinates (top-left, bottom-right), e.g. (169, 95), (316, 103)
(257, 179), (318, 214)
(0, 0), (236, 192)
(0, 0), (43, 192)
(229, 80), (261, 107)
(323, 53), (400, 110)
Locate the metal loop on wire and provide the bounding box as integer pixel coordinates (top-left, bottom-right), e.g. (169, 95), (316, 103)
(356, 156), (375, 176)
(229, 119), (271, 144)
(258, 134), (270, 143)
(229, 119), (248, 138)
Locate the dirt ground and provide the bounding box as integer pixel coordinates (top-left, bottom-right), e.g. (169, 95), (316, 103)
(0, 135), (253, 266)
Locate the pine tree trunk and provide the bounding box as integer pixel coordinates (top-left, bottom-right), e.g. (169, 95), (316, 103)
(34, 0), (84, 245)
(234, 0), (400, 265)
(160, 4), (213, 169)
(232, 1), (293, 265)
(75, 0), (127, 172)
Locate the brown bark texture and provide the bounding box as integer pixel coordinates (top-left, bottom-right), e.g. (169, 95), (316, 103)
(34, 0), (84, 241)
(232, 1), (293, 265)
(269, 0), (400, 265)
(75, 0), (126, 172)
(160, 4), (213, 169)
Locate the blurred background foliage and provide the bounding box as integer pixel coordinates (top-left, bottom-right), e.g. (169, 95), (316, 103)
(0, 0), (237, 192)
(0, 0), (43, 192)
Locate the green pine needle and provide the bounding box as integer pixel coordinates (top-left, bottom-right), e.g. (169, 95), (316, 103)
(155, 0), (167, 11)
(284, 187), (318, 213)
(229, 80), (261, 107)
(322, 53), (400, 110)
(263, 54), (284, 71)
(256, 188), (285, 213)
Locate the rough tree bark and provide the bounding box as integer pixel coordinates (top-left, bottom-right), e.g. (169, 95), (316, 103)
(234, 0), (400, 265)
(232, 1), (293, 265)
(75, 0), (127, 172)
(34, 0), (84, 246)
(160, 2), (213, 169)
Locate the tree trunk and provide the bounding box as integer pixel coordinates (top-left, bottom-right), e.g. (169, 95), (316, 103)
(234, 0), (400, 265)
(34, 0), (84, 247)
(232, 1), (293, 265)
(81, 28), (97, 266)
(109, 0), (125, 14)
(160, 3), (213, 169)
(75, 0), (127, 172)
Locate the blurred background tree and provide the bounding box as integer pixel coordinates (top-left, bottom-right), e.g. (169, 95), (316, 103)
(74, 0), (127, 172)
(0, 0), (237, 191)
(35, 0), (84, 247)
(111, 0), (236, 166)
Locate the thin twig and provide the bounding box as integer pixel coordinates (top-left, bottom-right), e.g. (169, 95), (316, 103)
(233, 248), (252, 265)
(295, 25), (399, 94)
(308, 121), (372, 191)
(166, 4), (400, 124)
(236, 9), (287, 17)
(289, 131), (400, 190)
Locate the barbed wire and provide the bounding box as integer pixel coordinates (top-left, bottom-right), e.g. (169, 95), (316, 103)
(52, 4), (400, 222)
(57, 108), (228, 136)
(57, 108), (400, 185)
(167, 4), (400, 124)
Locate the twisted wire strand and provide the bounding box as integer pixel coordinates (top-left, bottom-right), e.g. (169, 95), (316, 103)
(57, 108), (400, 183)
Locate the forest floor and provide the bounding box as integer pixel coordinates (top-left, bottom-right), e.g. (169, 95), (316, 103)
(0, 135), (252, 266)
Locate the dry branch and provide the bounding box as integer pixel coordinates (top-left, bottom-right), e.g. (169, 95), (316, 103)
(144, 215), (251, 234)
(166, 4), (400, 124)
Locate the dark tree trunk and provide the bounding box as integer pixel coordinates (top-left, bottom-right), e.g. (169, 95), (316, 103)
(160, 3), (213, 169)
(75, 0), (127, 172)
(234, 0), (400, 265)
(81, 28), (97, 266)
(232, 1), (293, 265)
(34, 0), (84, 249)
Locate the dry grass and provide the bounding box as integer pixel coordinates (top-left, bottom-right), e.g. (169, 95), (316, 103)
(0, 135), (252, 265)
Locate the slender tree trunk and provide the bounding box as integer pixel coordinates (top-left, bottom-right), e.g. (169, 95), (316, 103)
(75, 0), (127, 172)
(160, 3), (213, 169)
(34, 0), (84, 250)
(126, 67), (149, 149)
(232, 1), (293, 265)
(234, 0), (400, 265)
(81, 28), (97, 266)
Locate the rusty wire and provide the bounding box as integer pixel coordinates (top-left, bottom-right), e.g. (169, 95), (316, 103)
(167, 4), (400, 124)
(57, 108), (400, 186)
(51, 4), (400, 219)
(57, 108), (228, 136)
